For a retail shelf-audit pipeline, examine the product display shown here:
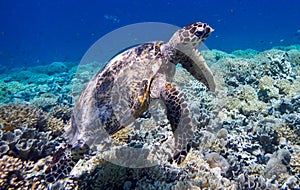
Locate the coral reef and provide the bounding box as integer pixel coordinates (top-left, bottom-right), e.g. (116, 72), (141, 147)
(0, 103), (65, 160)
(0, 154), (55, 189)
(0, 155), (27, 189)
(32, 93), (59, 112)
(264, 149), (291, 179)
(49, 105), (72, 124)
(0, 46), (300, 189)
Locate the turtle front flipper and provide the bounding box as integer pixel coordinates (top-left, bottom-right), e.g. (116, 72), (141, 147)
(160, 83), (193, 164)
(178, 48), (216, 92)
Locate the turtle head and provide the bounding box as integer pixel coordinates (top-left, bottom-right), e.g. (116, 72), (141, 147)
(162, 22), (216, 92)
(169, 22), (214, 49)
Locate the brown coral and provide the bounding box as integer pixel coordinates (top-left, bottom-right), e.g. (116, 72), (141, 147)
(0, 103), (48, 131)
(46, 116), (65, 136)
(49, 105), (72, 124)
(0, 103), (65, 135)
(274, 122), (300, 145)
(0, 155), (26, 189)
(0, 155), (53, 190)
(111, 127), (133, 144)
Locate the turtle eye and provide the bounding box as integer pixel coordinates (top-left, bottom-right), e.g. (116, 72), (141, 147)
(194, 31), (204, 38)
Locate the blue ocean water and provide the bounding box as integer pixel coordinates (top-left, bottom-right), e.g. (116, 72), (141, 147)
(0, 0), (299, 68)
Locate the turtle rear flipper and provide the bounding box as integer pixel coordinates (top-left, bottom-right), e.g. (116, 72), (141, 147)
(45, 143), (89, 183)
(160, 83), (193, 164)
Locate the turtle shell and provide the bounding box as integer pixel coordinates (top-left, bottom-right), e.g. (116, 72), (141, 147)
(66, 41), (165, 147)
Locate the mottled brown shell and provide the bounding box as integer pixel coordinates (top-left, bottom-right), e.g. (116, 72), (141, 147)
(66, 42), (166, 146)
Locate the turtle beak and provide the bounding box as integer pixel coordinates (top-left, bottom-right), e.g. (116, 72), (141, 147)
(203, 25), (214, 39)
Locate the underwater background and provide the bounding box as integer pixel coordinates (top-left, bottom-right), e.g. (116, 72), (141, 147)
(1, 0), (299, 68)
(0, 0), (300, 189)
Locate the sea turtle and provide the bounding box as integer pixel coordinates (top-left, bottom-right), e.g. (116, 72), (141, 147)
(45, 22), (216, 183)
